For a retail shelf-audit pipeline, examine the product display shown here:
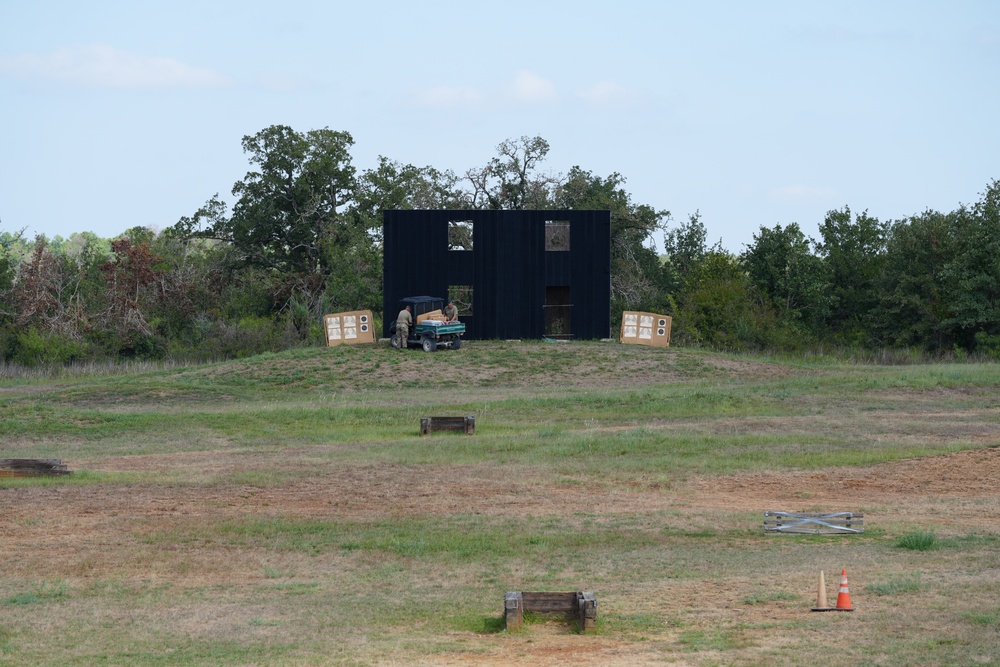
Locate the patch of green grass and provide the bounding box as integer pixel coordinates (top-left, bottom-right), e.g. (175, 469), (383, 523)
(2, 581), (68, 606)
(156, 515), (668, 562)
(896, 530), (939, 551)
(222, 470), (295, 487)
(262, 566), (294, 579)
(450, 614), (507, 634)
(741, 589), (800, 605)
(601, 612), (666, 638)
(947, 533), (1000, 547)
(265, 582), (319, 596)
(0, 470), (158, 489)
(677, 628), (748, 652)
(53, 639), (298, 666)
(865, 575), (922, 596)
(962, 610), (1000, 626)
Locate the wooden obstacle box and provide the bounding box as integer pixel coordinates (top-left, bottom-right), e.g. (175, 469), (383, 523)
(419, 416), (475, 436)
(764, 511), (864, 534)
(505, 591), (597, 632)
(0, 458), (72, 478)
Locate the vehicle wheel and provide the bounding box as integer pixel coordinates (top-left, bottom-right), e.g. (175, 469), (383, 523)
(421, 335), (437, 352)
(390, 332), (401, 349)
(451, 336), (461, 350)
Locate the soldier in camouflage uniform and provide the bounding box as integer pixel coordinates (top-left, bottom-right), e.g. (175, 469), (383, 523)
(395, 305), (412, 349)
(443, 301), (459, 323)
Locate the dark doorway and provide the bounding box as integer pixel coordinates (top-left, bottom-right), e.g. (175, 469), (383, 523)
(544, 286), (572, 339)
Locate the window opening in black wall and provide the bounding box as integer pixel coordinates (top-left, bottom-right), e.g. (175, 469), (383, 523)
(544, 286), (572, 338)
(448, 221), (474, 250)
(449, 285), (474, 316)
(545, 220), (570, 251)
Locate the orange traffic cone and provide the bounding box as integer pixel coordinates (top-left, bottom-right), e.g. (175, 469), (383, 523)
(834, 568), (854, 611)
(811, 570), (831, 611)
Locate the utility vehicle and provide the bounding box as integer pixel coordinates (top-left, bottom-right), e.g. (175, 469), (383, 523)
(389, 296), (464, 351)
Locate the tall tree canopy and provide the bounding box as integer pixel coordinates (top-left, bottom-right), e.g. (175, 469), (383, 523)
(742, 222), (830, 331)
(817, 207), (888, 342)
(177, 126), (357, 277)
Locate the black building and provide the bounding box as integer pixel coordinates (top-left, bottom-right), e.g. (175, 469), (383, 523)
(383, 210), (611, 340)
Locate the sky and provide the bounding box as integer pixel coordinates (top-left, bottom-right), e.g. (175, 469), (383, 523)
(1, 1), (998, 253)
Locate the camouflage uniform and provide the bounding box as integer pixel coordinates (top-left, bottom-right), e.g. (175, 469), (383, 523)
(396, 307), (412, 349)
(443, 303), (458, 322)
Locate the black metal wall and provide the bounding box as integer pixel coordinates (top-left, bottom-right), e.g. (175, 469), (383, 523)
(383, 210), (611, 340)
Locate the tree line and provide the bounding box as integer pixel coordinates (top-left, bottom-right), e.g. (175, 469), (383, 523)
(1, 125), (998, 365)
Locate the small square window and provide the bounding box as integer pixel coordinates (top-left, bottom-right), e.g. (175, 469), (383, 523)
(449, 221), (474, 251)
(545, 220), (570, 251)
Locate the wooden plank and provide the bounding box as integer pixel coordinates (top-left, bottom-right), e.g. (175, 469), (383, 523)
(416, 309), (444, 325)
(577, 591), (597, 632)
(504, 591), (523, 631)
(764, 511), (864, 534)
(521, 591), (577, 613)
(506, 591), (598, 632)
(0, 459), (71, 477)
(419, 416), (475, 436)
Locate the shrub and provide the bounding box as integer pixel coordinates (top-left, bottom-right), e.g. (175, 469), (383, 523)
(11, 329), (91, 366)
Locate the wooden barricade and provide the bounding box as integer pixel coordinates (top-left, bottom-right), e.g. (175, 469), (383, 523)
(0, 458), (71, 477)
(505, 591), (597, 632)
(764, 511), (864, 534)
(419, 416), (475, 436)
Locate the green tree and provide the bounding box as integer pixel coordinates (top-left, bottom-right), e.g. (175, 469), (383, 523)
(458, 138), (670, 315)
(177, 125), (357, 277)
(554, 167), (669, 313)
(174, 125), (369, 328)
(742, 222), (830, 332)
(670, 249), (778, 350)
(940, 180), (1000, 351)
(876, 210), (958, 350)
(817, 206), (888, 343)
(661, 212), (709, 297)
(352, 157), (466, 238)
(464, 136), (558, 210)
(0, 227), (22, 358)
(0, 228), (22, 316)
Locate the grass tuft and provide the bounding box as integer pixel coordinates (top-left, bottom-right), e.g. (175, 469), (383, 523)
(895, 530), (939, 551)
(865, 575), (922, 596)
(741, 589), (800, 605)
(962, 611), (1000, 627)
(2, 581), (69, 606)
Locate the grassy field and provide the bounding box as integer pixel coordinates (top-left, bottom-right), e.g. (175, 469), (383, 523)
(1, 341), (999, 666)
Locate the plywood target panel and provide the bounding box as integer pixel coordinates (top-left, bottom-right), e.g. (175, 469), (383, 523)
(620, 311), (671, 347)
(324, 310), (376, 346)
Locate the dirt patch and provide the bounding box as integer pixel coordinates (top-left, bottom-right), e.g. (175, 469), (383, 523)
(3, 444), (999, 665)
(687, 445), (1000, 532)
(6, 447), (999, 553)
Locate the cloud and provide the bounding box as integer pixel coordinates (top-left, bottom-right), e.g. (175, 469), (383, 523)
(0, 43), (230, 89)
(412, 70), (556, 110)
(505, 70), (557, 105)
(576, 80), (642, 108)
